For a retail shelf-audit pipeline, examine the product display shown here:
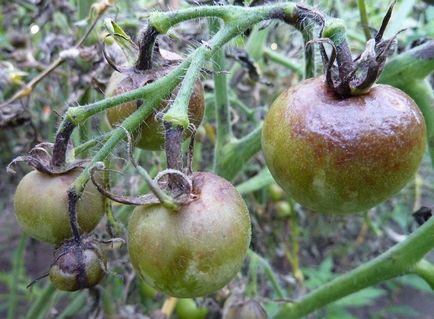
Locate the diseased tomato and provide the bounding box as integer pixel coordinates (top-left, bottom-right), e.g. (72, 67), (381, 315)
(105, 65), (204, 151)
(127, 172), (251, 297)
(14, 169), (105, 245)
(49, 238), (106, 291)
(262, 76), (426, 214)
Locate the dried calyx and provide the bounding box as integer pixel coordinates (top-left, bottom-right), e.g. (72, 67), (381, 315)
(7, 142), (88, 175)
(89, 125), (198, 209)
(318, 0), (399, 97)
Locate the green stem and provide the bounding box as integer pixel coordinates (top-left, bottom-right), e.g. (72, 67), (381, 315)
(273, 216), (434, 319)
(149, 4), (298, 34)
(136, 165), (179, 210)
(218, 124), (262, 180)
(57, 292), (88, 319)
(65, 62), (189, 124)
(7, 234), (27, 319)
(25, 283), (57, 319)
(74, 131), (113, 157)
(163, 47), (206, 128)
(71, 95), (165, 195)
(411, 259), (434, 291)
(236, 167), (274, 194)
(246, 252), (259, 298)
(211, 18), (234, 174)
(357, 0), (371, 40)
(248, 250), (286, 299)
(263, 48), (304, 76)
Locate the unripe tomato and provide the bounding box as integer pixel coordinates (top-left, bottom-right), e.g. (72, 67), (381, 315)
(275, 201), (291, 219)
(175, 298), (208, 319)
(14, 169), (105, 245)
(262, 76), (426, 214)
(49, 239), (106, 291)
(268, 183), (285, 202)
(128, 172), (251, 297)
(105, 66), (204, 150)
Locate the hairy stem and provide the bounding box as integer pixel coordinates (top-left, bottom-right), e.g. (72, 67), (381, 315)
(52, 119), (75, 167)
(210, 18), (233, 174)
(163, 47), (206, 127)
(135, 23), (159, 71)
(273, 216), (434, 319)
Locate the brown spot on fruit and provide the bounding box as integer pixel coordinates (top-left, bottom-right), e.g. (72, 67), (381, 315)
(262, 76), (426, 214)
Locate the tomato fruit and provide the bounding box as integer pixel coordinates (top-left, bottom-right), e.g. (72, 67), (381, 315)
(127, 172), (251, 297)
(14, 169), (105, 245)
(175, 298), (208, 319)
(49, 239), (106, 291)
(105, 66), (204, 150)
(268, 183), (285, 202)
(262, 76), (426, 214)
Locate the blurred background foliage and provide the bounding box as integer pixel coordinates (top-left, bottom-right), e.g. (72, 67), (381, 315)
(0, 0), (433, 318)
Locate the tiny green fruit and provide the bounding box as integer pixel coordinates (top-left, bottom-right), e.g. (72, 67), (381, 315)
(175, 298), (208, 319)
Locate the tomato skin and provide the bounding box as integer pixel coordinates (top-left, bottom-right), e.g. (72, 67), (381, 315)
(127, 172), (251, 298)
(262, 76), (426, 214)
(105, 66), (204, 151)
(49, 239), (106, 291)
(14, 169), (105, 245)
(175, 298), (208, 319)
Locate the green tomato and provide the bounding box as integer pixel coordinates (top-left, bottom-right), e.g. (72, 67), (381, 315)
(175, 298), (208, 319)
(262, 76), (426, 214)
(14, 169), (105, 245)
(275, 201), (291, 219)
(268, 183), (285, 202)
(127, 172), (251, 297)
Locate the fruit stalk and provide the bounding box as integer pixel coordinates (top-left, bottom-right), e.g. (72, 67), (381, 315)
(135, 23), (159, 71)
(52, 119), (75, 167)
(273, 216), (434, 319)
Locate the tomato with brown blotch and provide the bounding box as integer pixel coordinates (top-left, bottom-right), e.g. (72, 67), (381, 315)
(127, 172), (251, 297)
(262, 76), (426, 214)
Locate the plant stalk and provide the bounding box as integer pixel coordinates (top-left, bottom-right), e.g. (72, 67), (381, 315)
(273, 216), (434, 318)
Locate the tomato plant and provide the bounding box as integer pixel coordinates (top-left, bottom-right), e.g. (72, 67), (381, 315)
(2, 1), (434, 319)
(262, 76), (426, 214)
